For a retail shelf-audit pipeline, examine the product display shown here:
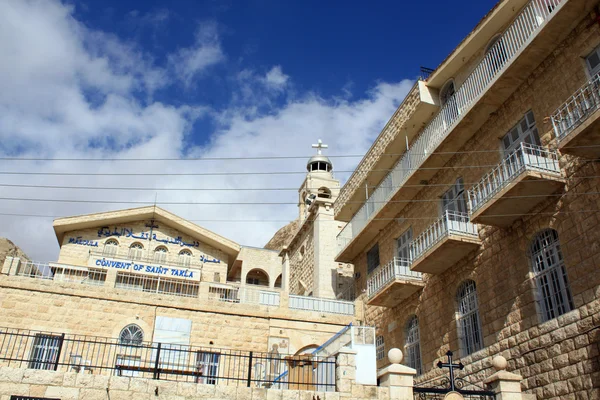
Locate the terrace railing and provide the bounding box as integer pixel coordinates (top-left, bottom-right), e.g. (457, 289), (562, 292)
(289, 295), (355, 316)
(0, 327), (336, 390)
(337, 0), (564, 253)
(551, 72), (600, 141)
(13, 261), (107, 286)
(410, 211), (479, 262)
(207, 283), (281, 307)
(367, 257), (422, 298)
(467, 143), (561, 214)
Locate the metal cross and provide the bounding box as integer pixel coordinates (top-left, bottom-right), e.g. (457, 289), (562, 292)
(437, 350), (464, 391)
(312, 139), (328, 155)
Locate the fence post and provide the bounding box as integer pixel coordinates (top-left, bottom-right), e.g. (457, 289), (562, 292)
(377, 348), (416, 399)
(246, 351), (253, 387)
(483, 356), (525, 400)
(335, 347), (357, 394)
(53, 333), (66, 371)
(153, 342), (162, 380)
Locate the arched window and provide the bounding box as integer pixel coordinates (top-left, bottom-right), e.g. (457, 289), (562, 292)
(154, 246), (168, 264)
(103, 239), (118, 257)
(529, 229), (573, 322)
(178, 249), (192, 267)
(317, 187), (331, 199)
(456, 280), (483, 357)
(440, 79), (459, 125)
(246, 269), (269, 286)
(274, 274), (282, 288)
(405, 316), (422, 375)
(485, 34), (507, 77)
(119, 324), (144, 345)
(128, 243), (144, 260)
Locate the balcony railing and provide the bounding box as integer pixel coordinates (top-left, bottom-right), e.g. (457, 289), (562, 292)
(337, 0), (563, 253)
(410, 211), (478, 262)
(289, 295), (355, 315)
(552, 72), (600, 141)
(367, 257), (422, 298)
(14, 261), (107, 286)
(207, 283), (281, 306)
(467, 143), (561, 214)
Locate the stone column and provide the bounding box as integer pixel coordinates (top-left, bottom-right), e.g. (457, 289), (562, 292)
(335, 347), (357, 394)
(1, 256), (18, 275)
(484, 356), (525, 400)
(378, 348), (416, 400)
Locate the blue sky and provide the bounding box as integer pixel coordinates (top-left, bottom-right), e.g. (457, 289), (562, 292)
(0, 0), (498, 260)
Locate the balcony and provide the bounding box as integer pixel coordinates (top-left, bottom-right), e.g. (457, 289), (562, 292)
(335, 0), (579, 262)
(410, 211), (480, 274)
(468, 143), (564, 227)
(366, 257), (423, 308)
(552, 72), (600, 159)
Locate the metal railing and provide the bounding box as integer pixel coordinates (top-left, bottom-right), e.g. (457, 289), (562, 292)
(13, 261), (107, 286)
(89, 249), (203, 269)
(552, 72), (600, 141)
(115, 272), (200, 298)
(367, 257), (422, 298)
(0, 327), (336, 390)
(410, 211), (479, 262)
(207, 283), (281, 307)
(336, 0), (563, 253)
(289, 295), (355, 315)
(467, 143), (562, 214)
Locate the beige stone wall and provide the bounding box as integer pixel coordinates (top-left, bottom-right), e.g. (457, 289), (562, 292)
(236, 246), (282, 287)
(0, 274), (352, 356)
(349, 11), (600, 400)
(287, 219), (315, 296)
(57, 220), (229, 283)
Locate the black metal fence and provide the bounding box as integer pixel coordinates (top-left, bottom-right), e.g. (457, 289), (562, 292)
(0, 327), (337, 391)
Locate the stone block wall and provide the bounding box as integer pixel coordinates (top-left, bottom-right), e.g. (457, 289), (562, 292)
(347, 9), (600, 400)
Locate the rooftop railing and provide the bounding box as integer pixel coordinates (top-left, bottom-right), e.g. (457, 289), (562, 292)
(13, 261), (107, 286)
(367, 257), (422, 298)
(467, 143), (561, 214)
(337, 0), (563, 253)
(289, 295), (355, 316)
(207, 283), (281, 307)
(410, 211), (479, 262)
(551, 72), (600, 141)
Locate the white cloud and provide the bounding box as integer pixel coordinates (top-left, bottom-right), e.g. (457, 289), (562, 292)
(264, 66), (289, 89)
(0, 0), (413, 263)
(168, 22), (225, 87)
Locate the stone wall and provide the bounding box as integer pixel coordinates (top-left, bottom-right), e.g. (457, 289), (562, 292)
(0, 274), (352, 356)
(287, 219), (315, 296)
(349, 9), (600, 400)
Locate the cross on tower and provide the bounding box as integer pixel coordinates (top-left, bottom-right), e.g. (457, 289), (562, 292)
(437, 350), (464, 391)
(312, 139), (328, 155)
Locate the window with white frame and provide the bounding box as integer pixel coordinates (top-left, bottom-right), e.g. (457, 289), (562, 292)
(441, 178), (468, 217)
(585, 45), (600, 77)
(103, 239), (118, 257)
(178, 249), (192, 267)
(396, 228), (413, 262)
(195, 351), (220, 384)
(375, 335), (385, 361)
(367, 244), (380, 274)
(456, 280), (483, 357)
(405, 315), (422, 375)
(119, 324), (144, 345)
(529, 229), (574, 322)
(154, 246), (168, 264)
(128, 243), (144, 260)
(28, 334), (62, 370)
(502, 111), (540, 154)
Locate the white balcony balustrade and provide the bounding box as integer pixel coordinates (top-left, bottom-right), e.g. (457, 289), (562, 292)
(336, 0), (565, 260)
(552, 72), (600, 158)
(366, 257), (423, 307)
(289, 295), (355, 315)
(468, 143), (564, 227)
(207, 283), (281, 306)
(410, 211), (480, 274)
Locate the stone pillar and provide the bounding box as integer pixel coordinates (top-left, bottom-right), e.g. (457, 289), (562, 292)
(378, 348), (416, 400)
(1, 256), (18, 275)
(484, 356), (525, 400)
(336, 347), (357, 394)
(280, 247), (290, 292)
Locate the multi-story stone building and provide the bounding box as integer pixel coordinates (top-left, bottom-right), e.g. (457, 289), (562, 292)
(334, 0), (599, 398)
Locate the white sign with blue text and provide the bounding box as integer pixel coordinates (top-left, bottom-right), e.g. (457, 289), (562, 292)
(92, 258), (200, 281)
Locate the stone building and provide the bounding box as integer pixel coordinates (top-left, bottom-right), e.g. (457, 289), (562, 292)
(334, 0), (599, 399)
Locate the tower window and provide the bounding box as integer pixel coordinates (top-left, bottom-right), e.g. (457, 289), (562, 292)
(317, 187), (331, 199)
